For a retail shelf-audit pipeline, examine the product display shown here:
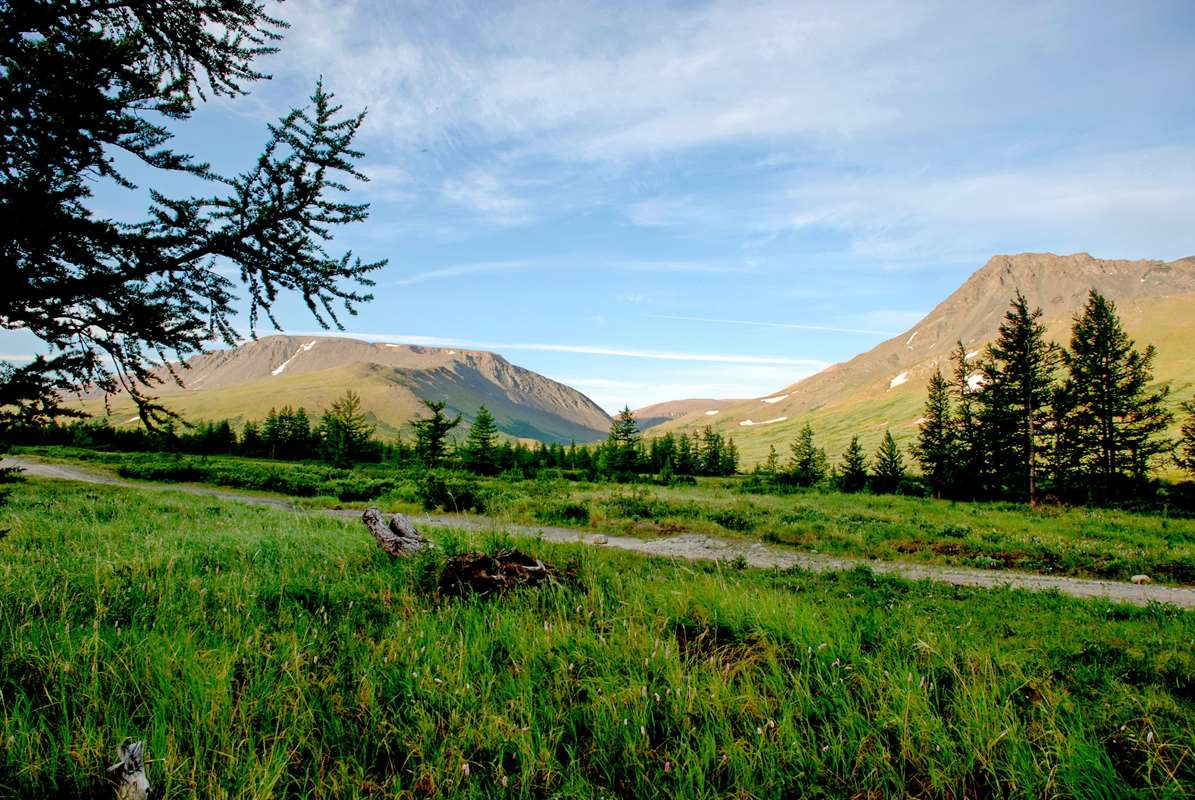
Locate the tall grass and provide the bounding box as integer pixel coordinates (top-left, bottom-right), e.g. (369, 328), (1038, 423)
(21, 446), (1195, 584)
(1, 479), (1192, 798)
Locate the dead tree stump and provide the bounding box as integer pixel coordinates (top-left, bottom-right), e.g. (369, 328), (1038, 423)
(108, 741), (149, 800)
(362, 507), (428, 556)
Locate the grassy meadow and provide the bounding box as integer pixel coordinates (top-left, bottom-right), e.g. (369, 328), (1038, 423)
(13, 446), (1195, 585)
(1, 479), (1193, 798)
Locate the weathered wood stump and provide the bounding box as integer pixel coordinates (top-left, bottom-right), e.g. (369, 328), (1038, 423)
(108, 741), (149, 800)
(362, 507), (429, 556)
(439, 549), (562, 597)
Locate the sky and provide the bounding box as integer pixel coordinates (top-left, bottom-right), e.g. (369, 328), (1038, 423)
(5, 0), (1195, 412)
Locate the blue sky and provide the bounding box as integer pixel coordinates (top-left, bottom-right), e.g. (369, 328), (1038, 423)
(6, 0), (1195, 412)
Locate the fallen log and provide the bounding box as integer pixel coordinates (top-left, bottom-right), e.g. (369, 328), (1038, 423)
(439, 549), (564, 597)
(362, 507), (428, 556)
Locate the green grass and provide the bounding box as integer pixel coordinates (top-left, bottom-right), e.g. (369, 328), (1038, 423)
(14, 446), (1195, 586)
(1, 479), (1193, 798)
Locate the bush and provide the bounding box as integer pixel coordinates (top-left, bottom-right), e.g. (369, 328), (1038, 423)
(417, 472), (486, 513)
(535, 501), (591, 526)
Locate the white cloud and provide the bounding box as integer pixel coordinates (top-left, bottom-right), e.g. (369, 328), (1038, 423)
(394, 259), (535, 285)
(291, 330), (827, 367)
(651, 314), (897, 336)
(440, 172), (531, 225)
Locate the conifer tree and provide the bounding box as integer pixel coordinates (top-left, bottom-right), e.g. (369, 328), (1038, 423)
(914, 369), (957, 497)
(676, 432), (696, 475)
(787, 423), (827, 486)
(1057, 290), (1172, 498)
(700, 426), (724, 476)
(761, 444), (781, 475)
(0, 3), (382, 428)
(462, 406), (500, 475)
(1177, 403), (1195, 479)
(319, 391), (374, 468)
(411, 400), (461, 468)
(606, 407), (642, 478)
(871, 430), (906, 494)
(949, 342), (986, 496)
(838, 435), (869, 493)
(720, 437), (740, 476)
(984, 291), (1060, 503)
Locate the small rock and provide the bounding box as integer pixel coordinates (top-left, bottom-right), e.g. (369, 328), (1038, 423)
(592, 534), (608, 545)
(1130, 574), (1152, 585)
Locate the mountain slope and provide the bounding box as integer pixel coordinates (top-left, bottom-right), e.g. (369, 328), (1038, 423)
(660, 253), (1195, 464)
(633, 398), (741, 430)
(81, 335), (613, 443)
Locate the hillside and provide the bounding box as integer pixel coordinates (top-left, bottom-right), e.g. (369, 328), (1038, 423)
(659, 253), (1195, 465)
(80, 335), (613, 443)
(633, 398), (740, 430)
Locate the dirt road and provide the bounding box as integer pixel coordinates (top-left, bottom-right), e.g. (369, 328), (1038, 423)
(5, 456), (1194, 608)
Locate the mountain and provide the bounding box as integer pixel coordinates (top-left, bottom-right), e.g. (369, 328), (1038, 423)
(81, 335), (613, 443)
(633, 398), (741, 430)
(658, 253), (1195, 465)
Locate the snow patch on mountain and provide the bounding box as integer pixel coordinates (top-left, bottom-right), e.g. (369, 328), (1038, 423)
(272, 340), (317, 376)
(739, 416), (788, 427)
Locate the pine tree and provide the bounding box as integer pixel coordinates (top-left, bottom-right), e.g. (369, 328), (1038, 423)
(606, 406), (642, 478)
(720, 437), (740, 476)
(761, 444), (781, 475)
(838, 436), (869, 493)
(240, 420), (263, 457)
(0, 4), (382, 429)
(871, 430), (906, 494)
(411, 400), (461, 468)
(700, 427), (724, 476)
(1058, 290), (1173, 498)
(787, 423), (827, 487)
(949, 342), (985, 496)
(462, 406), (500, 475)
(318, 391), (374, 468)
(675, 434), (695, 475)
(913, 369), (956, 497)
(984, 292), (1060, 503)
(1177, 403), (1195, 479)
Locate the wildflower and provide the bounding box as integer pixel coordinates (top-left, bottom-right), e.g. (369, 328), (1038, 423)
(817, 643), (828, 651)
(654, 693), (660, 703)
(461, 763), (470, 777)
(640, 726), (646, 736)
(664, 761), (672, 773)
(501, 775), (509, 788)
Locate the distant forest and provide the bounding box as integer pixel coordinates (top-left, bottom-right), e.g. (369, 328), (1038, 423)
(7, 290), (1195, 505)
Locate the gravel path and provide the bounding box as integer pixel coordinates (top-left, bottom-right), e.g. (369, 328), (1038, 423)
(6, 456), (1194, 608)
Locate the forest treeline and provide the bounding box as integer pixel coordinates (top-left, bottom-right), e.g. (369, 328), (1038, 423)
(6, 289), (1195, 502)
(4, 394), (737, 482)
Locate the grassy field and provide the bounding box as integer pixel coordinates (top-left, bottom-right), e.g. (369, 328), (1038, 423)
(12, 447), (1195, 586)
(0, 479), (1193, 798)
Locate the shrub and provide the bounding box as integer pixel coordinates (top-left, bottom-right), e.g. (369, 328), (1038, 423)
(417, 472), (486, 513)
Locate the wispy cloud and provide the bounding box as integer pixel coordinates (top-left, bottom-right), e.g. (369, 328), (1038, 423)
(0, 353), (36, 363)
(292, 330), (827, 367)
(394, 259), (535, 286)
(440, 171), (532, 225)
(652, 314), (897, 336)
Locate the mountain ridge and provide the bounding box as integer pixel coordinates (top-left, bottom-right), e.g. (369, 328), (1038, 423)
(80, 335), (614, 444)
(656, 253), (1195, 463)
